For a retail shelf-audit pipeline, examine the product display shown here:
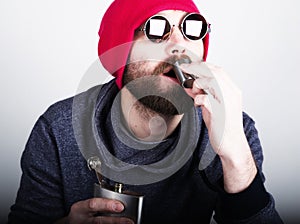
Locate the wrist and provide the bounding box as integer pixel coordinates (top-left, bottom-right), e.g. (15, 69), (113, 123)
(218, 137), (257, 193)
(222, 156), (257, 193)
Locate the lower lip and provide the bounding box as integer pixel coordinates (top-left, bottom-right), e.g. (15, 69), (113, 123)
(160, 74), (180, 85)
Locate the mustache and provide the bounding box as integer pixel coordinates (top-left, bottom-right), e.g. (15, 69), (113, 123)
(153, 55), (192, 76)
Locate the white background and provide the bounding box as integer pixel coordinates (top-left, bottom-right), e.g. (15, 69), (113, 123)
(1, 0), (299, 223)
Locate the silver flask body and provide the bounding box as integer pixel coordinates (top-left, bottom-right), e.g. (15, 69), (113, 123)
(94, 183), (144, 224)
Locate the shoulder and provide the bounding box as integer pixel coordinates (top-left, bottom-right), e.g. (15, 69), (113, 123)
(41, 81), (116, 127)
(44, 78), (117, 122)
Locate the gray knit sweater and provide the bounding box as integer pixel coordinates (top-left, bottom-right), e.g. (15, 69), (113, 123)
(8, 79), (283, 224)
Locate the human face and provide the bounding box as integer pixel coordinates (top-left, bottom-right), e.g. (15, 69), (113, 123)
(123, 10), (205, 115)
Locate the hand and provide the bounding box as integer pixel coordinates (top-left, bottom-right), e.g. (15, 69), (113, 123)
(181, 61), (257, 193)
(57, 197), (134, 224)
(182, 61), (245, 157)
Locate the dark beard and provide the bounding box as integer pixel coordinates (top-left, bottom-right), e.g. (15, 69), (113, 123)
(122, 59), (194, 116)
(139, 95), (179, 116)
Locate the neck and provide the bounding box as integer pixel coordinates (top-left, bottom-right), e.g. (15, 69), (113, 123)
(120, 87), (183, 142)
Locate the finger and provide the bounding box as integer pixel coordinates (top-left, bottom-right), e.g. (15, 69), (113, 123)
(194, 94), (213, 126)
(194, 94), (211, 111)
(194, 77), (212, 91)
(83, 198), (125, 214)
(91, 216), (134, 224)
(205, 62), (238, 91)
(181, 62), (214, 80)
(191, 80), (206, 95)
(184, 86), (204, 99)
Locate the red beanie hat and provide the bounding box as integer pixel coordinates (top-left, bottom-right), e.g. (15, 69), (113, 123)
(98, 0), (209, 89)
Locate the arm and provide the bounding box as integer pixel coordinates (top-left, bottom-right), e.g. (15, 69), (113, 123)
(211, 114), (283, 223)
(8, 116), (66, 224)
(182, 62), (283, 223)
(8, 108), (133, 224)
(184, 62), (257, 193)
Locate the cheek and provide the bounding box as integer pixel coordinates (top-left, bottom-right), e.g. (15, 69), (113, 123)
(187, 41), (204, 60)
(129, 40), (167, 63)
(129, 42), (144, 62)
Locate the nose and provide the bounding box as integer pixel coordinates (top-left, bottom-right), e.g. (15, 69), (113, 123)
(166, 26), (186, 55)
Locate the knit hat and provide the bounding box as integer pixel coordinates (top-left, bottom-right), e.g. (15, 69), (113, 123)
(98, 0), (209, 89)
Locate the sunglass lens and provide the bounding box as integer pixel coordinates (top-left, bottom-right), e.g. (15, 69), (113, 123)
(182, 14), (208, 40)
(145, 16), (171, 43)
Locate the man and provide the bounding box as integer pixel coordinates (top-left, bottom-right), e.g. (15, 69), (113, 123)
(8, 0), (284, 223)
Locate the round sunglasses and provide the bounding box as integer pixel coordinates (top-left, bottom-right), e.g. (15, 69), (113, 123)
(139, 13), (211, 43)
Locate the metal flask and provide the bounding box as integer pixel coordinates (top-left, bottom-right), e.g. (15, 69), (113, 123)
(88, 157), (144, 224)
(173, 57), (194, 88)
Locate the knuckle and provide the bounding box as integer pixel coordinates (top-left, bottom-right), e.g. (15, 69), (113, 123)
(88, 198), (98, 209)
